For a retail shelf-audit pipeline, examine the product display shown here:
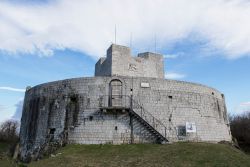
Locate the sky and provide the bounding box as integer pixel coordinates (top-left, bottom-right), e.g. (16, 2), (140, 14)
(0, 0), (250, 123)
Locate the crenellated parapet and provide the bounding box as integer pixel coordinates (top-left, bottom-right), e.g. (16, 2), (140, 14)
(95, 44), (164, 78)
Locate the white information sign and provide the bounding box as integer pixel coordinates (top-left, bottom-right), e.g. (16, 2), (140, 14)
(186, 122), (196, 133)
(141, 82), (150, 88)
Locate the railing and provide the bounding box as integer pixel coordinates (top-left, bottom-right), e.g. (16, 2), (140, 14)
(99, 95), (177, 141)
(130, 97), (168, 140)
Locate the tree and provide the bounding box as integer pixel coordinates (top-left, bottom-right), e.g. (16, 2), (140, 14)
(0, 119), (19, 142)
(229, 112), (250, 152)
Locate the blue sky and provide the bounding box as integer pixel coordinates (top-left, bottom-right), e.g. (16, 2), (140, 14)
(0, 0), (250, 123)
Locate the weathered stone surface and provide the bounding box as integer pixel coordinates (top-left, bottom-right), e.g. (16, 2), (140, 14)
(19, 44), (231, 162)
(95, 44), (164, 78)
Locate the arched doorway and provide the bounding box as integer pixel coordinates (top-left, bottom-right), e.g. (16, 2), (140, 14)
(109, 79), (122, 107)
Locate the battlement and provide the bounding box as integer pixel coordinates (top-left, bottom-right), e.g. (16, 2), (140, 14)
(95, 44), (164, 78)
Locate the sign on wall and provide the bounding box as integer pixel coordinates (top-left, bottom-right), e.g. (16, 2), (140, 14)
(141, 82), (150, 88)
(186, 122), (196, 133)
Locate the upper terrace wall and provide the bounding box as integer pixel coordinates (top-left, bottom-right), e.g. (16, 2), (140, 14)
(95, 44), (164, 78)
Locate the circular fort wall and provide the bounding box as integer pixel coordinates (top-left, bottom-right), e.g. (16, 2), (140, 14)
(19, 76), (231, 160)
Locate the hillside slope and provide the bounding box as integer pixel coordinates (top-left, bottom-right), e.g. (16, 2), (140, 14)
(1, 142), (250, 167)
(29, 142), (250, 167)
(0, 142), (15, 167)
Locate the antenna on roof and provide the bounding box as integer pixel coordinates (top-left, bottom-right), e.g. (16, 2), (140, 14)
(115, 25), (117, 44)
(130, 32), (133, 49)
(154, 34), (157, 53)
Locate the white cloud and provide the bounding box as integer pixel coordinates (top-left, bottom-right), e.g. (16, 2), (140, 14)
(163, 54), (179, 59)
(1, 0), (250, 58)
(12, 99), (23, 121)
(0, 105), (5, 111)
(0, 87), (25, 92)
(240, 102), (250, 107)
(0, 104), (16, 123)
(235, 101), (250, 114)
(0, 98), (24, 123)
(165, 72), (186, 80)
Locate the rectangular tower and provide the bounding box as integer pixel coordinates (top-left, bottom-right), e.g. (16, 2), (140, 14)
(95, 44), (164, 78)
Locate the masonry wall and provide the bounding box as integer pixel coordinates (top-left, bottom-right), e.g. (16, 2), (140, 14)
(19, 76), (231, 161)
(95, 57), (111, 76)
(95, 44), (164, 78)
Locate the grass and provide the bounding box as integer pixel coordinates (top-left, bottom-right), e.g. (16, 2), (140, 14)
(1, 142), (250, 167)
(29, 142), (250, 167)
(0, 141), (16, 167)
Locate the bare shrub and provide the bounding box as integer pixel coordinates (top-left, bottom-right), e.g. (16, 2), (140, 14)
(229, 112), (250, 153)
(0, 119), (19, 142)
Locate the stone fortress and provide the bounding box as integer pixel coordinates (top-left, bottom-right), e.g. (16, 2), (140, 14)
(19, 44), (232, 161)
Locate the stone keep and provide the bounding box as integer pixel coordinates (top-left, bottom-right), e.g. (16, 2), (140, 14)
(19, 44), (232, 162)
(95, 45), (164, 78)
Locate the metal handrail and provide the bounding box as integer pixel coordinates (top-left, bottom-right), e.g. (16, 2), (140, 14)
(130, 97), (166, 128)
(99, 95), (175, 140)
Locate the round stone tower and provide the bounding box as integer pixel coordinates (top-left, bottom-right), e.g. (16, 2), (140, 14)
(19, 44), (232, 162)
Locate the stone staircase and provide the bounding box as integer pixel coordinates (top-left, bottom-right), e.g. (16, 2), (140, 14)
(128, 108), (168, 143)
(100, 95), (172, 144)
